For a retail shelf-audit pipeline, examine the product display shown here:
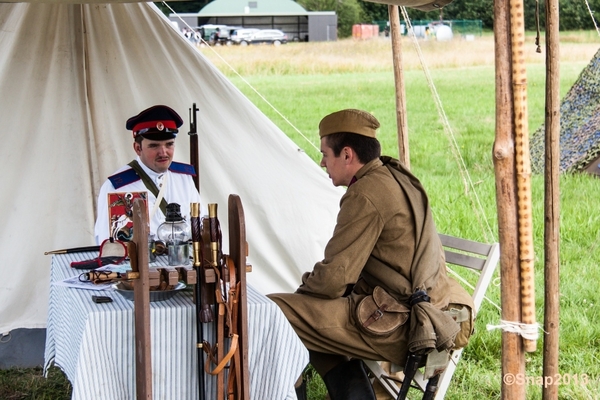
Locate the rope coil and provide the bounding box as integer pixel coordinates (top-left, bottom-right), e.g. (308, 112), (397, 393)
(486, 319), (541, 341)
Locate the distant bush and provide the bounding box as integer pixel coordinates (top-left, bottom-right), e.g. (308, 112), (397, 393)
(357, 0), (600, 31)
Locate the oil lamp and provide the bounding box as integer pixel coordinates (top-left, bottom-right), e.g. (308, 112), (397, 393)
(156, 203), (191, 265)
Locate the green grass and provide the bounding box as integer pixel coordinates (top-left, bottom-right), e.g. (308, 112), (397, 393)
(0, 366), (71, 400)
(5, 33), (600, 399)
(224, 49), (600, 399)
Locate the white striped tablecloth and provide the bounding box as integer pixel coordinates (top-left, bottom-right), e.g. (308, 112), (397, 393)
(43, 253), (308, 399)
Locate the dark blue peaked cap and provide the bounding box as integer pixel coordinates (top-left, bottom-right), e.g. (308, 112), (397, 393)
(126, 105), (183, 141)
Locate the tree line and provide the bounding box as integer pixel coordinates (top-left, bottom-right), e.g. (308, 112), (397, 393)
(159, 0), (600, 38)
(300, 0), (600, 37)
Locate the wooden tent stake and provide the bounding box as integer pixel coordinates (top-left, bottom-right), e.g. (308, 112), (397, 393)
(542, 0), (561, 398)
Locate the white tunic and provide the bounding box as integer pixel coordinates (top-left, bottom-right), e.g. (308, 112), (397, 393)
(94, 156), (201, 244)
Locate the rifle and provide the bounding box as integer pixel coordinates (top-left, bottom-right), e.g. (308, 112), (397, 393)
(203, 204), (249, 400)
(189, 103), (209, 400)
(208, 203), (226, 398)
(190, 203), (213, 400)
(201, 199), (249, 400)
(188, 103), (200, 191)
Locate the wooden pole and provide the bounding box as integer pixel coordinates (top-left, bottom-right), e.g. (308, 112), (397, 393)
(131, 199), (152, 399)
(493, 0), (526, 398)
(388, 5), (410, 168)
(509, 0), (537, 353)
(542, 0), (560, 398)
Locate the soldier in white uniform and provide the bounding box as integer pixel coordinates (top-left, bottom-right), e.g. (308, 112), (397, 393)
(94, 105), (201, 244)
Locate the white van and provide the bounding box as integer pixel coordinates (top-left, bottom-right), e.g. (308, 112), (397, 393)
(229, 28), (260, 46)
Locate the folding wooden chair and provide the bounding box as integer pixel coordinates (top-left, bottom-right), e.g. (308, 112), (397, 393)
(364, 233), (500, 400)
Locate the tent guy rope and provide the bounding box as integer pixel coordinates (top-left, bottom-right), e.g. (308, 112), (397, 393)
(446, 267), (501, 312)
(486, 320), (541, 341)
(166, 1), (502, 312)
(165, 3), (498, 249)
(162, 1), (319, 155)
(585, 0), (600, 37)
(400, 6), (496, 245)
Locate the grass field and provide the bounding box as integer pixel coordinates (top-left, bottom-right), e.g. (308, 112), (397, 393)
(200, 32), (600, 400)
(3, 31), (600, 399)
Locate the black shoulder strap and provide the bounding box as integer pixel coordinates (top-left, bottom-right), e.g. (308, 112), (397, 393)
(127, 160), (168, 217)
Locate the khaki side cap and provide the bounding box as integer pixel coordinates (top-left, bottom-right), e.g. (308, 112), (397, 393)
(319, 109), (380, 138)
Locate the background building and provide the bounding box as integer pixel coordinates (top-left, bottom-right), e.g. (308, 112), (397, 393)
(169, 0), (337, 42)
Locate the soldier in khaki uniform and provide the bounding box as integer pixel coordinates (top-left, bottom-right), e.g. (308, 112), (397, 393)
(268, 109), (473, 400)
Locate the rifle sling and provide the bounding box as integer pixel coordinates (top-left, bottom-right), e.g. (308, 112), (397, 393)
(127, 160), (169, 217)
(204, 334), (239, 375)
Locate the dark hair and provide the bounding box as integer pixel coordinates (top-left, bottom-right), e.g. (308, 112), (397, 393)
(324, 132), (381, 164)
(134, 135), (144, 145)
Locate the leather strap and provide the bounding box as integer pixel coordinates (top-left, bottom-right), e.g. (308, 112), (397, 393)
(225, 256), (241, 399)
(362, 304), (389, 328)
(203, 334), (239, 375)
(228, 281), (242, 399)
(127, 160), (168, 216)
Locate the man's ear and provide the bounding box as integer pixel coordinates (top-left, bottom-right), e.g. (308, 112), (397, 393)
(133, 141), (141, 155)
(343, 147), (353, 164)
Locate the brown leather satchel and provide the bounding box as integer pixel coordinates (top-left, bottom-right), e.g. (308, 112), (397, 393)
(356, 286), (410, 336)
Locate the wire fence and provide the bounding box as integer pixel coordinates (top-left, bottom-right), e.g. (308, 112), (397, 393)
(373, 19), (483, 38)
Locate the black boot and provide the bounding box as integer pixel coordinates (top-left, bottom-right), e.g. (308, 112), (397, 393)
(322, 359), (376, 400)
(295, 379), (307, 400)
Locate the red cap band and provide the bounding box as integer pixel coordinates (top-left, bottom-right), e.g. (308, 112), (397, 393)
(132, 120), (177, 134)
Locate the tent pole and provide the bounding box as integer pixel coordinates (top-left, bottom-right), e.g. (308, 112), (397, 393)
(388, 5), (410, 168)
(542, 0), (560, 398)
(509, 0), (537, 354)
(493, 0), (526, 398)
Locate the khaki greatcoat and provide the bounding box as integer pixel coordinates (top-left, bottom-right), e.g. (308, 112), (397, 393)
(268, 157), (472, 365)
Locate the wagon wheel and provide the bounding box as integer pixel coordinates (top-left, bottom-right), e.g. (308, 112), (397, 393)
(228, 194), (250, 400)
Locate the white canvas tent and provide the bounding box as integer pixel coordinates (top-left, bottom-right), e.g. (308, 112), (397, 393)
(0, 1), (344, 339)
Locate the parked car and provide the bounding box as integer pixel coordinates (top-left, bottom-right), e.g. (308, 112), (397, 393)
(217, 26), (243, 45)
(228, 28), (260, 46)
(248, 29), (288, 46)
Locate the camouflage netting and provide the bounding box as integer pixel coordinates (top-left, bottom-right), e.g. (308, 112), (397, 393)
(530, 47), (600, 174)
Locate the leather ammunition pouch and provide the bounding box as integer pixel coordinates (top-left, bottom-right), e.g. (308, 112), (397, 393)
(356, 286), (410, 336)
